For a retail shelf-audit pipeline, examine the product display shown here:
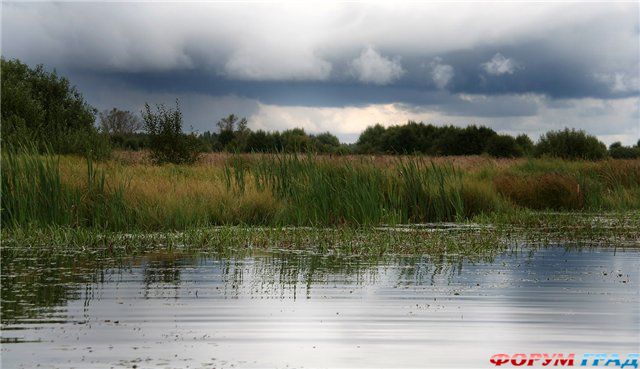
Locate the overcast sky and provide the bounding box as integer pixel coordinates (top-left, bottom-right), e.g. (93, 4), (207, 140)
(2, 2), (639, 144)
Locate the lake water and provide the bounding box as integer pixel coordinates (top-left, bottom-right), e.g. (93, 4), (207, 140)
(2, 245), (638, 368)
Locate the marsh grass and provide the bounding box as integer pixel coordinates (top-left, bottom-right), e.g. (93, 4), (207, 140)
(496, 158), (640, 211)
(1, 145), (130, 229)
(227, 154), (472, 225)
(2, 147), (639, 231)
(494, 172), (584, 210)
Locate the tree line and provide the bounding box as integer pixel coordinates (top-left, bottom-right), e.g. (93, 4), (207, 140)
(2, 58), (639, 164)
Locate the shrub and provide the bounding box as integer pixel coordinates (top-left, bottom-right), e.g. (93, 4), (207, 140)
(494, 173), (583, 210)
(486, 135), (523, 158)
(142, 101), (202, 164)
(534, 128), (607, 160)
(52, 129), (112, 160)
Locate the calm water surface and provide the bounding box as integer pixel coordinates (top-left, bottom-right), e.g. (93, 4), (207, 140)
(2, 246), (638, 368)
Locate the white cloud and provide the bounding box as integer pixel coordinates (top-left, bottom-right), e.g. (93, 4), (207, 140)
(248, 97), (639, 146)
(482, 53), (519, 75)
(249, 103), (431, 136)
(224, 49), (332, 81)
(349, 47), (404, 85)
(430, 58), (454, 89)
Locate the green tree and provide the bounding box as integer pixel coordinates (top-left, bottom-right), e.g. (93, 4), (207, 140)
(311, 132), (341, 153)
(485, 135), (523, 158)
(99, 108), (144, 149)
(1, 58), (108, 157)
(197, 131), (219, 151)
(281, 128), (310, 152)
(356, 124), (386, 153)
(457, 125), (497, 155)
(609, 141), (640, 159)
(356, 122), (501, 155)
(142, 101), (201, 164)
(216, 114), (249, 151)
(515, 134), (534, 155)
(99, 108), (142, 135)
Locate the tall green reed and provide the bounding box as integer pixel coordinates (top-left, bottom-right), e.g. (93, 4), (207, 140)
(1, 145), (76, 227)
(224, 153), (471, 226)
(1, 145), (130, 230)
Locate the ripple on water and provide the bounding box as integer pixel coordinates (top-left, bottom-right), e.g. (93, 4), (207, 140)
(1, 246), (639, 368)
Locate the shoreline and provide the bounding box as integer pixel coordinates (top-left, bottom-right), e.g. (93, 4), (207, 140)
(4, 212), (639, 258)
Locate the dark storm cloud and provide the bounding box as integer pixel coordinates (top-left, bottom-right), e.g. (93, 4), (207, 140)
(440, 43), (637, 99)
(71, 68), (540, 118)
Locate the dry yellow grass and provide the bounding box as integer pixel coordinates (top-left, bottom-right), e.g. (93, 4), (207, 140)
(58, 155), (282, 228)
(111, 150), (524, 171)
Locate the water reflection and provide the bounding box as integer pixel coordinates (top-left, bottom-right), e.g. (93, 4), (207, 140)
(1, 245), (638, 368)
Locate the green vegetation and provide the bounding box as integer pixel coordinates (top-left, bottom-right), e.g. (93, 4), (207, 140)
(2, 145), (639, 233)
(485, 134), (523, 158)
(609, 141), (640, 159)
(534, 128), (608, 160)
(354, 123), (617, 160)
(1, 145), (129, 230)
(141, 101), (203, 164)
(0, 58), (109, 158)
(244, 156), (472, 225)
(199, 114), (347, 154)
(2, 58), (637, 255)
(356, 122), (502, 155)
